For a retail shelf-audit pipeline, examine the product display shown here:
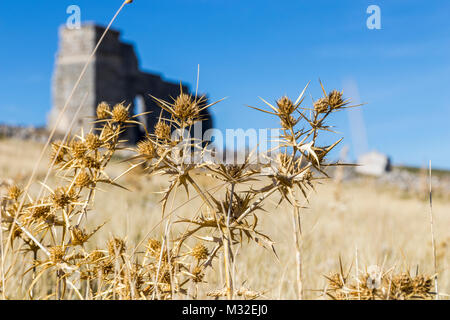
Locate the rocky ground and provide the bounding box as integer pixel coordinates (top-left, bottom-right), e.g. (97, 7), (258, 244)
(1, 123), (449, 196)
(0, 124), (48, 143)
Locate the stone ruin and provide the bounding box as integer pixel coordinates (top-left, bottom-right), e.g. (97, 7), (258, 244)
(356, 150), (391, 176)
(48, 23), (213, 144)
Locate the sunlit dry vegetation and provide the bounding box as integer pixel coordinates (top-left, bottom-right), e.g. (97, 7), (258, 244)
(0, 0), (448, 301)
(0, 85), (448, 300)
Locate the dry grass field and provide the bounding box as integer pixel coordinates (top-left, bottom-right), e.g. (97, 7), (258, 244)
(1, 138), (448, 300)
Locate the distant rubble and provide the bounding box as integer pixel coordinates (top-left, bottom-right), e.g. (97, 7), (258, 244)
(377, 168), (445, 195)
(336, 165), (450, 196)
(1, 127), (448, 195)
(0, 124), (49, 143)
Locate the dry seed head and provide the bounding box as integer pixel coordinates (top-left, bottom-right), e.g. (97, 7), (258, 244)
(75, 170), (91, 188)
(31, 205), (51, 220)
(49, 246), (65, 264)
(191, 266), (204, 283)
(112, 103), (129, 123)
(82, 156), (100, 169)
(146, 239), (162, 257)
(314, 97), (330, 114)
(70, 140), (87, 159)
(107, 237), (126, 256)
(190, 243), (209, 260)
(85, 133), (102, 150)
(389, 273), (433, 299)
(7, 185), (22, 201)
(154, 121), (171, 140)
(27, 199), (51, 220)
(328, 90), (344, 109)
(174, 93), (199, 120)
(277, 96), (295, 115)
(97, 102), (111, 119)
(137, 139), (156, 159)
(51, 187), (77, 209)
(89, 250), (105, 263)
(280, 114), (297, 128)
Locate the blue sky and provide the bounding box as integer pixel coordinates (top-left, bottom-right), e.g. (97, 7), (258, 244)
(0, 1), (449, 168)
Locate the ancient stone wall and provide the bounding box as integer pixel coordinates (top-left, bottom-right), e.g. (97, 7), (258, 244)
(49, 23), (212, 144)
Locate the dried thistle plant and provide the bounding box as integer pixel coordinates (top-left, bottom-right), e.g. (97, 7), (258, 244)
(126, 81), (357, 300)
(324, 260), (435, 300)
(1, 57), (359, 300)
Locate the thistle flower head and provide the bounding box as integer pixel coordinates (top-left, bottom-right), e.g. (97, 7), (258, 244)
(70, 140), (87, 159)
(107, 237), (126, 256)
(85, 133), (102, 150)
(29, 202), (51, 220)
(88, 250), (105, 263)
(7, 185), (22, 201)
(174, 93), (200, 121)
(51, 187), (77, 209)
(75, 170), (91, 188)
(112, 103), (129, 123)
(280, 114), (298, 128)
(137, 139), (156, 159)
(82, 156), (100, 169)
(190, 243), (209, 260)
(191, 266), (204, 283)
(277, 96), (295, 115)
(96, 102), (111, 119)
(154, 121), (171, 140)
(314, 97), (329, 114)
(146, 239), (162, 257)
(49, 246), (65, 264)
(328, 90), (344, 109)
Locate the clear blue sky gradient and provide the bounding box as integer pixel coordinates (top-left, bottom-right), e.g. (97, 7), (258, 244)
(0, 1), (449, 168)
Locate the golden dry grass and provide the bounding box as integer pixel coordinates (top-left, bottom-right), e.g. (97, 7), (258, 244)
(1, 138), (448, 299)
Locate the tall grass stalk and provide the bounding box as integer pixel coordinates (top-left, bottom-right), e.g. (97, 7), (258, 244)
(428, 160), (439, 299)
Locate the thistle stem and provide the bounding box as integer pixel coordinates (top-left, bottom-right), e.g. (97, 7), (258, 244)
(428, 161), (439, 299)
(291, 204), (303, 300)
(224, 183), (236, 300)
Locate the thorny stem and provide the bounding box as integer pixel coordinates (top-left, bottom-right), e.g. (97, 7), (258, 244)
(223, 234), (233, 300)
(187, 174), (235, 299)
(224, 183), (236, 300)
(186, 175), (215, 213)
(428, 161), (439, 299)
(290, 192), (303, 300)
(232, 187), (277, 227)
(0, 203), (5, 299)
(56, 270), (61, 300)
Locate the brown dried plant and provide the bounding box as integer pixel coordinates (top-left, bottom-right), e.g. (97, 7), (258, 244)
(126, 81), (357, 300)
(0, 0), (360, 298)
(324, 260), (435, 300)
